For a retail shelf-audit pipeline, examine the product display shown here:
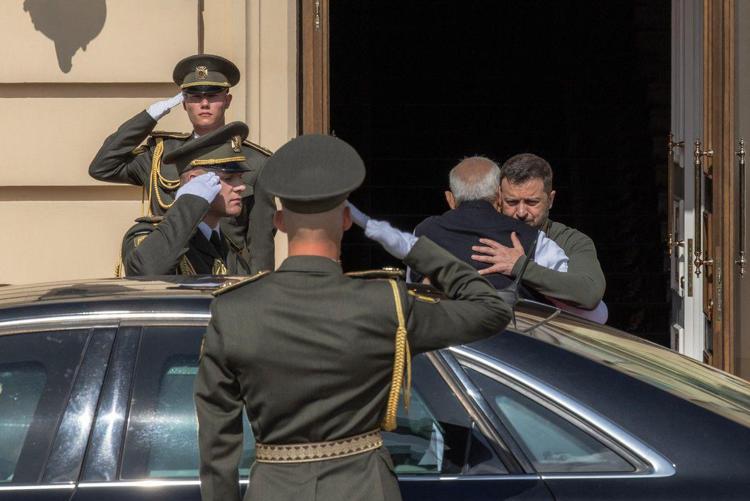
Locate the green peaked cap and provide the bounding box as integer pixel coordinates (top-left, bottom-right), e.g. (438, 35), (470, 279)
(173, 54), (240, 95)
(260, 134), (366, 214)
(163, 122), (250, 175)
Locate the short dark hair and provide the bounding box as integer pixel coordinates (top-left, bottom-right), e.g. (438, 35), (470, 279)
(500, 153), (554, 193)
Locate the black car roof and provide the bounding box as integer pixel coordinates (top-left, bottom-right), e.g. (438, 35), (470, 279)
(0, 276), (240, 308)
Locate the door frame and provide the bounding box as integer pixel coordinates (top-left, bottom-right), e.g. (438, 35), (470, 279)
(302, 0), (742, 374)
(703, 0), (736, 372)
(300, 0), (330, 134)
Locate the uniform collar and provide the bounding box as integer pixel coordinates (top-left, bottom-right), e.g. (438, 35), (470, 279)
(278, 255), (343, 273)
(453, 200), (497, 212)
(198, 221), (220, 241)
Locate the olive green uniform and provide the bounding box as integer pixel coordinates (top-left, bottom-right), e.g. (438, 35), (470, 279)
(194, 237), (511, 501)
(89, 110), (275, 273)
(510, 219), (605, 309)
(121, 193), (250, 276)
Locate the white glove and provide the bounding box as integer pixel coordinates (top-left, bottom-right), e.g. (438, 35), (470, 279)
(146, 92), (185, 121)
(175, 172), (221, 204)
(347, 201), (371, 228)
(347, 202), (417, 260)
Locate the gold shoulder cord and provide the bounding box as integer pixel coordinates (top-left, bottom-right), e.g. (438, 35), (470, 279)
(123, 138), (180, 276)
(211, 259), (228, 275)
(382, 279), (411, 432)
(179, 256), (197, 275)
(146, 138), (180, 216)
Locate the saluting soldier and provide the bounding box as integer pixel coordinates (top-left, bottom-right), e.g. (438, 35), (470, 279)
(194, 134), (512, 501)
(121, 122), (253, 276)
(89, 54), (275, 273)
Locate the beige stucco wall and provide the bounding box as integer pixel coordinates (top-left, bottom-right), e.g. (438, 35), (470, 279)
(0, 0), (296, 285)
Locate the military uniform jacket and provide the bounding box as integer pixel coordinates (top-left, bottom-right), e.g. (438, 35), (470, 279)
(510, 219), (605, 309)
(413, 200), (539, 291)
(89, 110), (275, 273)
(194, 237), (511, 501)
(121, 194), (250, 276)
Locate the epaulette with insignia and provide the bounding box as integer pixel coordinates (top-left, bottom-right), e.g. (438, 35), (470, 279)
(346, 267), (405, 280)
(407, 283), (444, 303)
(151, 130), (192, 140)
(242, 139), (273, 157)
(212, 271), (270, 296)
(133, 215), (164, 224)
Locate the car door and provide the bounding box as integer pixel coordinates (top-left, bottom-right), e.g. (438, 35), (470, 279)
(0, 327), (115, 501)
(75, 323), (554, 501)
(450, 346), (679, 501)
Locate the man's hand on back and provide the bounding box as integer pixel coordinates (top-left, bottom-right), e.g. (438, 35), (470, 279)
(471, 233), (525, 276)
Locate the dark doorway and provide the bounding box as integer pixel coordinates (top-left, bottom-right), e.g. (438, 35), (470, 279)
(330, 0), (670, 345)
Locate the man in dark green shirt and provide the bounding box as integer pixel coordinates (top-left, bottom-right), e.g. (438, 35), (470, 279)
(194, 135), (511, 501)
(471, 153), (607, 321)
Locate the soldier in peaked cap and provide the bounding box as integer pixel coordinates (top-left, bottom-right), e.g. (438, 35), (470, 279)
(120, 122), (253, 276)
(89, 54), (276, 274)
(194, 134), (512, 501)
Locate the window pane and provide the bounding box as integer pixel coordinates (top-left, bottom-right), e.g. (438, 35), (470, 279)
(122, 333), (505, 478)
(121, 327), (254, 480)
(0, 330), (89, 484)
(146, 360), (255, 478)
(467, 368), (634, 473)
(0, 364), (46, 482)
(384, 355), (507, 475)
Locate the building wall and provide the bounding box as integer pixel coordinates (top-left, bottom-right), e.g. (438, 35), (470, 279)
(0, 0), (296, 285)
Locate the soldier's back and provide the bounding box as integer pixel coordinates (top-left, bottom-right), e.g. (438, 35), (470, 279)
(211, 258), (404, 500)
(215, 256), (402, 444)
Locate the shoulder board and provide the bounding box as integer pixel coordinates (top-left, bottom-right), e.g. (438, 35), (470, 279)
(407, 290), (441, 304)
(151, 130), (192, 140)
(134, 215), (164, 224)
(212, 271), (270, 296)
(346, 267), (405, 280)
(242, 139), (273, 156)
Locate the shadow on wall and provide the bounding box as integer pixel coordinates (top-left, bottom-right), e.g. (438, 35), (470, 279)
(23, 0), (107, 73)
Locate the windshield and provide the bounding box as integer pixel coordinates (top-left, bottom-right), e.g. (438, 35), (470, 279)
(514, 311), (750, 428)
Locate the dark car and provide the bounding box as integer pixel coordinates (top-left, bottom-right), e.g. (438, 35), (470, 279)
(1, 277), (749, 500)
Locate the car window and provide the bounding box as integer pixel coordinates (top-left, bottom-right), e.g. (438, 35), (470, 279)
(386, 355), (507, 475)
(0, 330), (89, 484)
(0, 364), (45, 483)
(145, 358), (255, 478)
(122, 328), (506, 478)
(120, 326), (255, 479)
(466, 367), (634, 474)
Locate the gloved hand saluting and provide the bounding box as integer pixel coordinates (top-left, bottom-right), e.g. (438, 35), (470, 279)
(175, 172), (222, 204)
(347, 201), (417, 260)
(146, 92), (185, 121)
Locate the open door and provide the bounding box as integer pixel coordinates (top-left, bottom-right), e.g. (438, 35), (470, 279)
(670, 0), (740, 374)
(670, 0), (703, 361)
